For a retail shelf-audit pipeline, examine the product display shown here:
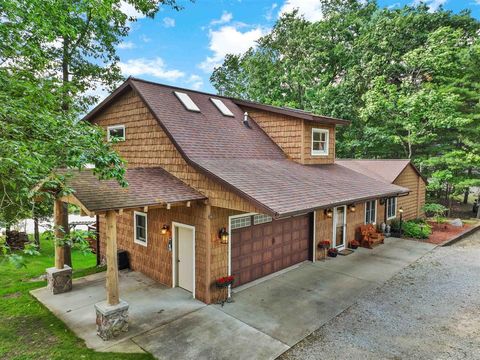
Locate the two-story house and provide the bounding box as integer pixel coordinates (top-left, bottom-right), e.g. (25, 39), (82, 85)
(63, 77), (426, 306)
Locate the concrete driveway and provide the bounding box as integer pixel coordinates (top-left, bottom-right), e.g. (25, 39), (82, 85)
(32, 238), (435, 359)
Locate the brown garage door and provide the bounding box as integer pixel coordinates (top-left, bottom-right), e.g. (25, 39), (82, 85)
(231, 214), (312, 288)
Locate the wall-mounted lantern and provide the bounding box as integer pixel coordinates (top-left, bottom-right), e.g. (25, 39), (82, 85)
(379, 198), (386, 205)
(324, 208), (333, 218)
(219, 227), (229, 244)
(348, 204), (356, 213)
(161, 224), (170, 235)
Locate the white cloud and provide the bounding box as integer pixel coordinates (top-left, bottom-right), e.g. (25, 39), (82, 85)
(119, 1), (146, 19)
(265, 3), (278, 21)
(139, 34), (151, 43)
(163, 17), (175, 28)
(119, 57), (185, 81)
(412, 0), (448, 12)
(186, 75), (204, 90)
(199, 25), (267, 73)
(210, 11), (233, 26)
(118, 41), (135, 49)
(279, 0), (323, 22)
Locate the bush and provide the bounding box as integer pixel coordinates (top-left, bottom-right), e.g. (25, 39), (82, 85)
(390, 219), (400, 232)
(402, 220), (431, 239)
(422, 203), (448, 223)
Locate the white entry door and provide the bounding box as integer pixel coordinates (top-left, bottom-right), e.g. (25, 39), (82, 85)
(333, 206), (347, 250)
(175, 224), (195, 294)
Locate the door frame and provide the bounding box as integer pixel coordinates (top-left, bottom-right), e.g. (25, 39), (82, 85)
(171, 221), (196, 298)
(332, 205), (347, 250)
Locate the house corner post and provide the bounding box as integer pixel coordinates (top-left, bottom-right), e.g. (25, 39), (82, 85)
(46, 199), (72, 295)
(94, 210), (129, 341)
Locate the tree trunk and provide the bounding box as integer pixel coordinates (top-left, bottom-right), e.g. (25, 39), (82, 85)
(61, 37), (72, 267)
(463, 169), (472, 204)
(33, 216), (40, 250)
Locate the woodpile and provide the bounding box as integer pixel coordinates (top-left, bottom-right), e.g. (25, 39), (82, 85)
(6, 230), (29, 250)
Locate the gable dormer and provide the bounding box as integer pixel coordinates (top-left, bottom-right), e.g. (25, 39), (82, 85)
(239, 106), (343, 165)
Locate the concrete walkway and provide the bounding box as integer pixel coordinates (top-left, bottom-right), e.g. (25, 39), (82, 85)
(31, 237), (435, 359)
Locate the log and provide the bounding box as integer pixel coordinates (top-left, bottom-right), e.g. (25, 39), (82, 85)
(54, 199), (65, 269)
(106, 210), (119, 306)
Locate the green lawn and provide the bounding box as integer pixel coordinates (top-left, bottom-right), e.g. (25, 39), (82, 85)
(0, 236), (153, 360)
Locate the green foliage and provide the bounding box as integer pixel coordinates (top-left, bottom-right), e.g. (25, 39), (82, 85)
(0, 235), (149, 359)
(212, 1), (480, 207)
(422, 203), (448, 223)
(0, 1), (184, 228)
(402, 220), (432, 239)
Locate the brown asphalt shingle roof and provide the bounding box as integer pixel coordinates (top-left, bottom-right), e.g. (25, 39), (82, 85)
(335, 159), (413, 183)
(128, 79), (409, 216)
(64, 167), (206, 212)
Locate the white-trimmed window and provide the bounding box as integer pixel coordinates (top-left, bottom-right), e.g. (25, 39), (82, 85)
(387, 197), (397, 220)
(231, 215), (251, 230)
(253, 214), (273, 225)
(107, 125), (125, 142)
(365, 200), (377, 224)
(134, 211), (147, 246)
(311, 128), (329, 156)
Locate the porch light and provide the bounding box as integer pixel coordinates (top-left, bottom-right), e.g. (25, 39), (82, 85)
(219, 227), (229, 244)
(379, 198), (386, 205)
(161, 224), (170, 235)
(324, 209), (333, 218)
(349, 204), (356, 212)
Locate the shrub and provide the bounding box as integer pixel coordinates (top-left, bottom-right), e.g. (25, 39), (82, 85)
(402, 221), (431, 239)
(422, 203), (448, 223)
(390, 219), (400, 232)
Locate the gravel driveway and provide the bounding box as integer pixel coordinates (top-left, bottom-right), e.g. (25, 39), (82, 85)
(280, 230), (480, 360)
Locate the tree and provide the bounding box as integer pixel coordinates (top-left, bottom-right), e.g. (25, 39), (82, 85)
(211, 1), (480, 210)
(0, 0), (182, 265)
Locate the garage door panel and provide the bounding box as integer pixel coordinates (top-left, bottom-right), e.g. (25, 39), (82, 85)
(232, 214), (312, 288)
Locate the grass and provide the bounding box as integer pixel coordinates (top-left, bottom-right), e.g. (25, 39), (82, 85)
(0, 235), (153, 360)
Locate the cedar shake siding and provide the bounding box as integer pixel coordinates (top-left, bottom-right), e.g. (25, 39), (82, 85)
(91, 89), (261, 214)
(394, 164), (426, 220)
(98, 203), (243, 303)
(245, 108), (335, 165)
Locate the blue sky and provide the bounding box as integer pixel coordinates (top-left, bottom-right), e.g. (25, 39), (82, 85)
(114, 0), (480, 95)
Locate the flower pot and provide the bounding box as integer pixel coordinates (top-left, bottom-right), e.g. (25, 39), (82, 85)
(350, 244), (359, 249)
(327, 252), (338, 258)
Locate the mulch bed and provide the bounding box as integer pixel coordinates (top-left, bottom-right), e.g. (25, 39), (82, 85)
(425, 221), (472, 245)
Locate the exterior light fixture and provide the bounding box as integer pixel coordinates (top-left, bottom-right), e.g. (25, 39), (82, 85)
(379, 198), (386, 205)
(219, 227), (229, 244)
(349, 204), (356, 212)
(161, 224), (170, 235)
(398, 207), (404, 214)
(324, 209), (333, 218)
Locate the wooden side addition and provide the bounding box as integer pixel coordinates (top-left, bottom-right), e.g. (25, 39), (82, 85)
(394, 164), (426, 220)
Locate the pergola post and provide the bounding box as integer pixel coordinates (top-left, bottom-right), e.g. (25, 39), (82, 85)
(46, 199), (72, 294)
(106, 210), (119, 305)
(94, 210), (129, 341)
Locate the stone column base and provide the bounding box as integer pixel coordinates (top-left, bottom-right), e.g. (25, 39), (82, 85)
(95, 299), (129, 340)
(46, 266), (72, 294)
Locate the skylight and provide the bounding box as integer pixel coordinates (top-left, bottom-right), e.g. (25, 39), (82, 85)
(174, 91), (200, 112)
(210, 98), (234, 117)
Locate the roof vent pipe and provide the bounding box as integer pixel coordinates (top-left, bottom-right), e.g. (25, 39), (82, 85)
(243, 112), (251, 128)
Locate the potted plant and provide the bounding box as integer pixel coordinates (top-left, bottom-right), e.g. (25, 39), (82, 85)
(349, 240), (359, 249)
(318, 240), (331, 249)
(215, 275), (235, 289)
(327, 248), (338, 257)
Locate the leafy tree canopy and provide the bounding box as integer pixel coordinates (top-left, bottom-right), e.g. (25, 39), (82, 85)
(211, 0), (480, 205)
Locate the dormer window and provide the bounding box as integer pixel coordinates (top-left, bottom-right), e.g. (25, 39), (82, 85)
(107, 125), (125, 142)
(311, 128), (329, 156)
